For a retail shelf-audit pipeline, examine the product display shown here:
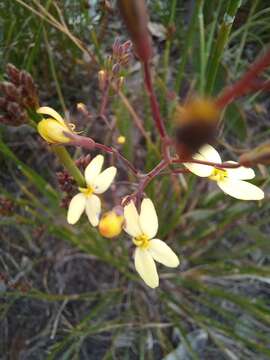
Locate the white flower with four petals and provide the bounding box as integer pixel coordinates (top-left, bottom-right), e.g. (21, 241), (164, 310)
(67, 155), (116, 226)
(124, 198), (180, 288)
(184, 144), (264, 201)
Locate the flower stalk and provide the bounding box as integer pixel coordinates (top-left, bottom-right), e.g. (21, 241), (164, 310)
(52, 146), (85, 187)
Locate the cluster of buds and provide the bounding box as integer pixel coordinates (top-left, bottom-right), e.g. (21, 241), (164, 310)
(0, 64), (39, 126)
(0, 197), (15, 217)
(98, 38), (132, 91)
(118, 0), (152, 62)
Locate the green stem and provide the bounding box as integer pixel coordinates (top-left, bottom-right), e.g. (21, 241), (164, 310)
(198, 0), (206, 94)
(174, 0), (202, 94)
(233, 0), (259, 73)
(205, 0), (242, 94)
(43, 26), (66, 113)
(52, 146), (85, 187)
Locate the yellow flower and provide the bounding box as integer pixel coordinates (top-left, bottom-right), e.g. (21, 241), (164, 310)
(67, 155), (117, 226)
(99, 210), (124, 238)
(37, 106), (75, 144)
(124, 199), (179, 288)
(117, 135), (126, 145)
(184, 144), (264, 200)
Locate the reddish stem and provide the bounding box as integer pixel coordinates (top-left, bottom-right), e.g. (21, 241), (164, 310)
(173, 157), (241, 169)
(143, 61), (166, 139)
(65, 133), (139, 176)
(126, 160), (169, 205)
(98, 80), (112, 128)
(216, 49), (270, 108)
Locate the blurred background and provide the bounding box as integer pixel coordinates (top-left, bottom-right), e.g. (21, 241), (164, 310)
(0, 0), (270, 359)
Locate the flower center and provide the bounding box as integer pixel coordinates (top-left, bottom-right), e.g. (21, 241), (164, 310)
(79, 186), (93, 197)
(133, 234), (150, 249)
(209, 168), (227, 182)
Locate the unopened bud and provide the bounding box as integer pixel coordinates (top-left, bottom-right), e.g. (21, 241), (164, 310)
(37, 107), (74, 144)
(0, 82), (19, 101)
(6, 102), (26, 121)
(240, 143), (270, 166)
(98, 70), (108, 91)
(112, 63), (120, 75)
(118, 0), (152, 62)
(6, 64), (21, 85)
(98, 207), (124, 238)
(117, 135), (126, 144)
(116, 76), (124, 91)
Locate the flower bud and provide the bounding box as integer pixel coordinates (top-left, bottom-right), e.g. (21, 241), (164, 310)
(117, 135), (126, 144)
(37, 107), (74, 144)
(118, 0), (152, 62)
(98, 208), (124, 238)
(37, 118), (72, 144)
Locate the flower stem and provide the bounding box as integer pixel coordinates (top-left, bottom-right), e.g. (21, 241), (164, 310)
(205, 0), (241, 94)
(52, 146), (85, 187)
(143, 61), (166, 139)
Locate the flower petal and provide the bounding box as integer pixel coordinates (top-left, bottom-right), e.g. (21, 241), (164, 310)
(139, 198), (158, 238)
(85, 194), (101, 227)
(217, 179), (264, 200)
(84, 155), (104, 186)
(184, 153), (213, 177)
(225, 161), (255, 180)
(67, 193), (86, 224)
(37, 106), (65, 125)
(123, 200), (141, 237)
(199, 144), (222, 163)
(134, 247), (159, 288)
(92, 166), (117, 194)
(148, 239), (180, 267)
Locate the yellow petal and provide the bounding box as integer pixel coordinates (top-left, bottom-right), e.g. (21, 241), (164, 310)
(37, 119), (71, 143)
(225, 161), (255, 180)
(85, 194), (101, 226)
(184, 153), (213, 177)
(217, 179), (264, 200)
(92, 166), (117, 194)
(37, 106), (65, 125)
(199, 144), (221, 163)
(139, 198), (158, 238)
(148, 239), (180, 267)
(123, 200), (141, 237)
(67, 193), (86, 224)
(84, 155), (104, 186)
(134, 247), (159, 288)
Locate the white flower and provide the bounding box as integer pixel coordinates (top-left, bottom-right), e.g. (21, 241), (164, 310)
(184, 144), (264, 201)
(124, 198), (179, 288)
(67, 155), (116, 226)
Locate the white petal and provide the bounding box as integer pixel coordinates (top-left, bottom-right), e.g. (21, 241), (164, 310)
(184, 153), (213, 177)
(134, 247), (159, 288)
(37, 106), (65, 125)
(92, 166), (117, 194)
(67, 193), (86, 224)
(85, 195), (101, 226)
(123, 201), (141, 237)
(225, 161), (255, 180)
(139, 198), (158, 238)
(217, 179), (264, 200)
(199, 144), (221, 163)
(84, 155), (104, 186)
(148, 239), (180, 267)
